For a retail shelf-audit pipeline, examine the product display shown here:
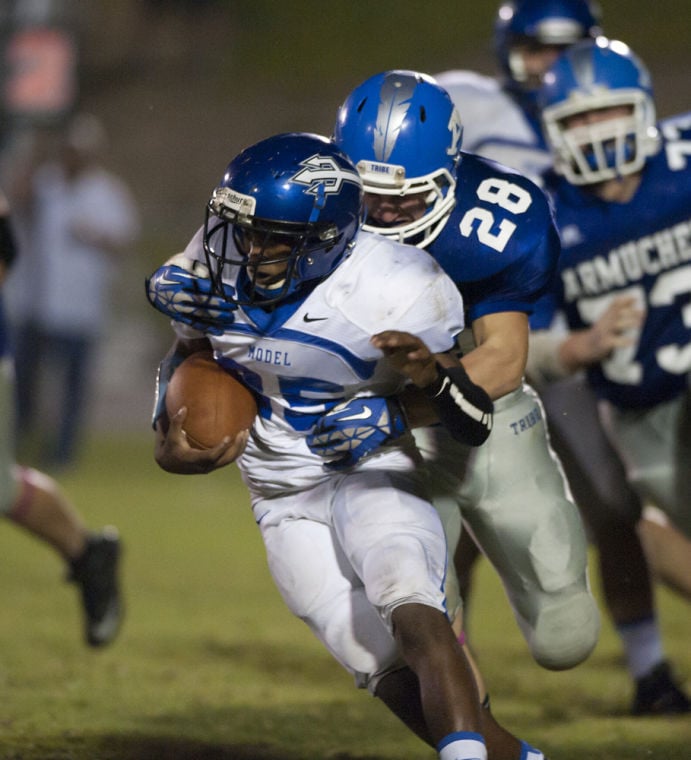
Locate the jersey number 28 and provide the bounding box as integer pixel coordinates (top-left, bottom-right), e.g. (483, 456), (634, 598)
(459, 178), (532, 252)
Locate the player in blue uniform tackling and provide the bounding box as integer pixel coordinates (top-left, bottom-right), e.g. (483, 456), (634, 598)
(436, 0), (691, 715)
(146, 132), (547, 760)
(332, 69), (600, 678)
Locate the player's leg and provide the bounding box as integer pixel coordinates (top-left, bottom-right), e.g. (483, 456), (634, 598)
(450, 385), (600, 670)
(638, 505), (691, 602)
(539, 375), (652, 620)
(425, 465), (483, 639)
(7, 466), (123, 647)
(375, 663), (544, 760)
(258, 494), (402, 681)
(1, 359), (122, 646)
(599, 390), (691, 539)
(539, 376), (689, 713)
(335, 468), (546, 759)
(597, 392), (691, 714)
(256, 475), (545, 758)
(2, 359), (87, 555)
(7, 466), (88, 556)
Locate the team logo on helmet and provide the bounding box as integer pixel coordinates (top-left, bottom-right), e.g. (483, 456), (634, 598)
(447, 108), (463, 157)
(290, 153), (362, 196)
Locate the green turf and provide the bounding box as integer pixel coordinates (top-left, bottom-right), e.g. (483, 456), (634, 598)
(0, 433), (689, 759)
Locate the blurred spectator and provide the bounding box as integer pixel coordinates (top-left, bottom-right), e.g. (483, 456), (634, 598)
(6, 113), (140, 469)
(0, 185), (123, 647)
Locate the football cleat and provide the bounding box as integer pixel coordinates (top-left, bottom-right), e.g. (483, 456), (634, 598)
(631, 661), (690, 716)
(68, 527), (123, 647)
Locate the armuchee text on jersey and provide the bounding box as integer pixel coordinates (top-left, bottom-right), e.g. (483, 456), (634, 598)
(561, 216), (691, 301)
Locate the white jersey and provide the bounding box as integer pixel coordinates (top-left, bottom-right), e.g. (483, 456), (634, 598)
(175, 228), (464, 499)
(435, 69), (552, 184)
(168, 228), (465, 688)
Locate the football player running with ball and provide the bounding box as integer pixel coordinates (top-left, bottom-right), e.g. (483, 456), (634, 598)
(333, 70), (599, 676)
(146, 132), (547, 760)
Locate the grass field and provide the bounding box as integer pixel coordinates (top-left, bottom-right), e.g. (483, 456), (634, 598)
(0, 433), (689, 759)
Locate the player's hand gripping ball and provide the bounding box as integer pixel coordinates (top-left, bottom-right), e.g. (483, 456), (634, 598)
(165, 351), (257, 449)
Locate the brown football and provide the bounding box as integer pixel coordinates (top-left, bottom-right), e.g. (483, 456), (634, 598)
(165, 350), (257, 449)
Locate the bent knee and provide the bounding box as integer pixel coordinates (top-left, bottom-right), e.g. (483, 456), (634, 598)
(530, 591), (600, 670)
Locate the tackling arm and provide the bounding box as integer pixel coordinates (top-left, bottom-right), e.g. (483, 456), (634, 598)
(371, 331), (493, 446)
(462, 311), (529, 400)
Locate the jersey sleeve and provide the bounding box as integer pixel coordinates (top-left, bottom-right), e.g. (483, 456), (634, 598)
(330, 234), (465, 354)
(394, 263), (465, 352)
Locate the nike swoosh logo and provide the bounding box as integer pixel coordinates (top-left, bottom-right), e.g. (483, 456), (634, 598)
(337, 405), (372, 422)
(303, 313), (328, 322)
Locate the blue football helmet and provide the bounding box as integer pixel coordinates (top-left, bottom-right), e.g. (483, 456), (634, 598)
(333, 70), (463, 247)
(495, 0), (602, 100)
(203, 132), (363, 307)
(539, 37), (659, 185)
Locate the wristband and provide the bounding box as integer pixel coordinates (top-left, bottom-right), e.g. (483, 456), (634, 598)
(424, 362), (493, 446)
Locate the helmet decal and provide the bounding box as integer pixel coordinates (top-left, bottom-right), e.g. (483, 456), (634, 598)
(447, 108), (464, 157)
(290, 153), (362, 197)
(374, 73), (417, 161)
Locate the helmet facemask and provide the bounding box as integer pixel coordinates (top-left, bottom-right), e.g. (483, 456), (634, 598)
(542, 88), (658, 185)
(358, 161), (456, 247)
(203, 186), (348, 308)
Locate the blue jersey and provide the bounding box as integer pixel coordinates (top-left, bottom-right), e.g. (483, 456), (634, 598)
(427, 151), (560, 323)
(545, 112), (691, 409)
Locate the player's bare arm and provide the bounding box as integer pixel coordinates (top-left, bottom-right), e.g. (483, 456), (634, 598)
(464, 311), (529, 400)
(371, 330), (493, 446)
(154, 405), (248, 475)
(557, 295), (644, 373)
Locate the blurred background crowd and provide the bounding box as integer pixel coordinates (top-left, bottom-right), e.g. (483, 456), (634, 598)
(0, 0), (686, 466)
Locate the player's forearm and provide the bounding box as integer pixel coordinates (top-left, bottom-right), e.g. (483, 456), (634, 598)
(459, 344), (525, 400)
(557, 329), (605, 374)
(465, 311), (528, 399)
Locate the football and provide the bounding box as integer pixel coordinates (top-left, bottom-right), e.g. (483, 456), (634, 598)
(165, 350), (257, 449)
